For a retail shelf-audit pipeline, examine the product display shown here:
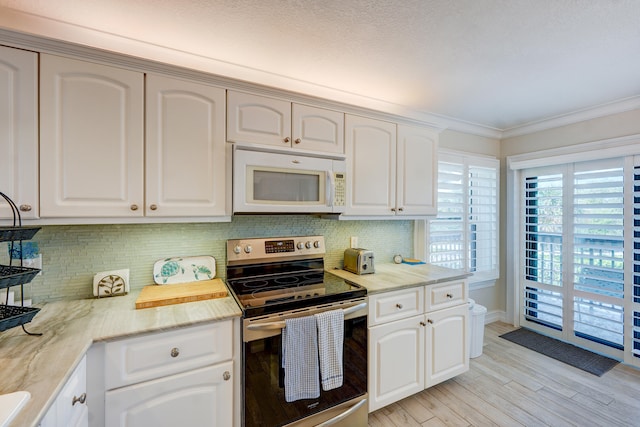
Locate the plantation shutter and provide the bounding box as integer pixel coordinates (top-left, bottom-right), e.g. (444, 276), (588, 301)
(428, 153), (499, 281)
(429, 160), (465, 270)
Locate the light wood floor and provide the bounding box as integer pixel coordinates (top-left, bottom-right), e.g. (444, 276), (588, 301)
(368, 322), (640, 427)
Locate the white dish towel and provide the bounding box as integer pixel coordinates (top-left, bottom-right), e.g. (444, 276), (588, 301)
(315, 309), (345, 391)
(282, 315), (320, 402)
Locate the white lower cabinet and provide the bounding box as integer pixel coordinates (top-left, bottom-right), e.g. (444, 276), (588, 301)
(425, 304), (469, 388)
(105, 362), (232, 427)
(369, 315), (425, 411)
(39, 356), (88, 427)
(368, 280), (469, 412)
(89, 320), (236, 427)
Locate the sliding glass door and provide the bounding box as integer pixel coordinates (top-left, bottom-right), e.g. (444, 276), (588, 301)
(521, 159), (626, 358)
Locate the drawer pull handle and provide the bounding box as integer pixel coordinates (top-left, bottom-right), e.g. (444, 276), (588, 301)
(223, 371), (231, 381)
(170, 347), (180, 358)
(396, 303), (403, 309)
(427, 319), (433, 324)
(19, 204), (32, 212)
(446, 293), (453, 298)
(72, 393), (86, 406)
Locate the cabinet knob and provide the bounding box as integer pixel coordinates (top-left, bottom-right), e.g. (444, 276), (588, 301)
(149, 204), (158, 211)
(398, 207), (404, 212)
(396, 303), (403, 310)
(391, 208), (396, 212)
(223, 371), (231, 381)
(427, 319), (433, 324)
(19, 204), (32, 212)
(420, 321), (426, 327)
(130, 204), (139, 211)
(446, 293), (453, 298)
(170, 347), (180, 358)
(72, 392), (87, 406)
(284, 137), (291, 143)
(294, 138), (301, 144)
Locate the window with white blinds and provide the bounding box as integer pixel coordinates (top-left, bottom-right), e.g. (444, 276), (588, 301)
(428, 153), (499, 282)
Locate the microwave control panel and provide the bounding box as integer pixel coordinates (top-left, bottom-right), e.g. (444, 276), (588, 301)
(334, 172), (346, 207)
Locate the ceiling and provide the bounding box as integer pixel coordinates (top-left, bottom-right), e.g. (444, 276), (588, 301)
(1, 0), (640, 137)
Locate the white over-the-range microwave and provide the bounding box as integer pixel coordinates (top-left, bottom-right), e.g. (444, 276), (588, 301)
(232, 145), (346, 214)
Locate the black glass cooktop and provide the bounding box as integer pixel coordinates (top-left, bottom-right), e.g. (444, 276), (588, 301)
(226, 260), (365, 318)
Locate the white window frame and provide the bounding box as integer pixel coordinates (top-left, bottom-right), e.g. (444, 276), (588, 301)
(416, 150), (499, 289)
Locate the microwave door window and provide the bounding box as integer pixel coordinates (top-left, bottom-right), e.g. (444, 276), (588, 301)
(253, 170), (320, 203)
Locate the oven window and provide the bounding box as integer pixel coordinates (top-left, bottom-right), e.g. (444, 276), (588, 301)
(243, 316), (367, 427)
(253, 170), (320, 202)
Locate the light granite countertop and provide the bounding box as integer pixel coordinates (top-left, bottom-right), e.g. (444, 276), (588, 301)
(327, 262), (471, 293)
(1, 262), (466, 427)
(0, 290), (242, 427)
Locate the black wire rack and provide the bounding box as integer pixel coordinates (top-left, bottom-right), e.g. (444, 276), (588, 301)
(0, 191), (41, 334)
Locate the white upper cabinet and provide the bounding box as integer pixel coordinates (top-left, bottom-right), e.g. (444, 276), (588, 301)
(345, 115), (438, 217)
(291, 103), (344, 153)
(396, 125), (438, 216)
(145, 75), (228, 217)
(40, 54), (144, 217)
(0, 46), (38, 219)
(345, 115), (397, 216)
(227, 91), (344, 154)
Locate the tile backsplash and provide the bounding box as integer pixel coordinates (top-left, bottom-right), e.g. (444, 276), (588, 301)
(3, 216), (413, 303)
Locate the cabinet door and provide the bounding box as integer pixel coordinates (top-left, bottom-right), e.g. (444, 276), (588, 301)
(345, 115), (396, 216)
(425, 304), (469, 388)
(369, 316), (424, 412)
(396, 125), (438, 216)
(40, 54), (144, 217)
(54, 356), (88, 427)
(105, 362), (233, 427)
(292, 103), (344, 153)
(0, 46), (38, 219)
(146, 75), (227, 217)
(227, 91), (291, 147)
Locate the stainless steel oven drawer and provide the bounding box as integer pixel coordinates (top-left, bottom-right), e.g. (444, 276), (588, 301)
(285, 394), (368, 427)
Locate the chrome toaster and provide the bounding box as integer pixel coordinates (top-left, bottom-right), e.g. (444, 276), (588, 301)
(344, 248), (375, 275)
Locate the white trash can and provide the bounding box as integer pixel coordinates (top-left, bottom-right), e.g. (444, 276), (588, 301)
(469, 299), (487, 358)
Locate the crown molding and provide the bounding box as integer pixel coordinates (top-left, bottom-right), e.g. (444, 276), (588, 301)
(501, 96), (640, 139)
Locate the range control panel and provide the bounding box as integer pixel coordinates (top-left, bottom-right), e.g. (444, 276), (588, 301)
(226, 236), (325, 263)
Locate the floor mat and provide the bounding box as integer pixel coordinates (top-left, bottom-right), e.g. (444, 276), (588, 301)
(499, 328), (619, 376)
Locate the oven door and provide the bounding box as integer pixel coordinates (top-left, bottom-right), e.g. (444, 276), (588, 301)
(242, 299), (367, 427)
(233, 147), (346, 214)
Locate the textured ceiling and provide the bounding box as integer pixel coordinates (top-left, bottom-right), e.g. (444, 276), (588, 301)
(1, 0), (640, 133)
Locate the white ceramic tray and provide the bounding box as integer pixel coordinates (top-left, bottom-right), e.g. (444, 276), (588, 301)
(153, 256), (216, 284)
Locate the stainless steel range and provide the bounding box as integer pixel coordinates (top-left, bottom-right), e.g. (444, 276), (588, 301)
(226, 236), (368, 427)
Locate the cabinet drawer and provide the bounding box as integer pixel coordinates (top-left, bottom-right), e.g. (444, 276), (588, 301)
(368, 287), (424, 326)
(425, 280), (467, 311)
(104, 320), (232, 390)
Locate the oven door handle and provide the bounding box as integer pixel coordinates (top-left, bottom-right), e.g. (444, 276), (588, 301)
(246, 302), (367, 331)
(314, 397), (367, 427)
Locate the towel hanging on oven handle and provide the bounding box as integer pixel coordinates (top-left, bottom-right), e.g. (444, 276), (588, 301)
(247, 302), (367, 331)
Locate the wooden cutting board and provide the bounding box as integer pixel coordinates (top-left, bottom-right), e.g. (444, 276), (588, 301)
(135, 278), (228, 309)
